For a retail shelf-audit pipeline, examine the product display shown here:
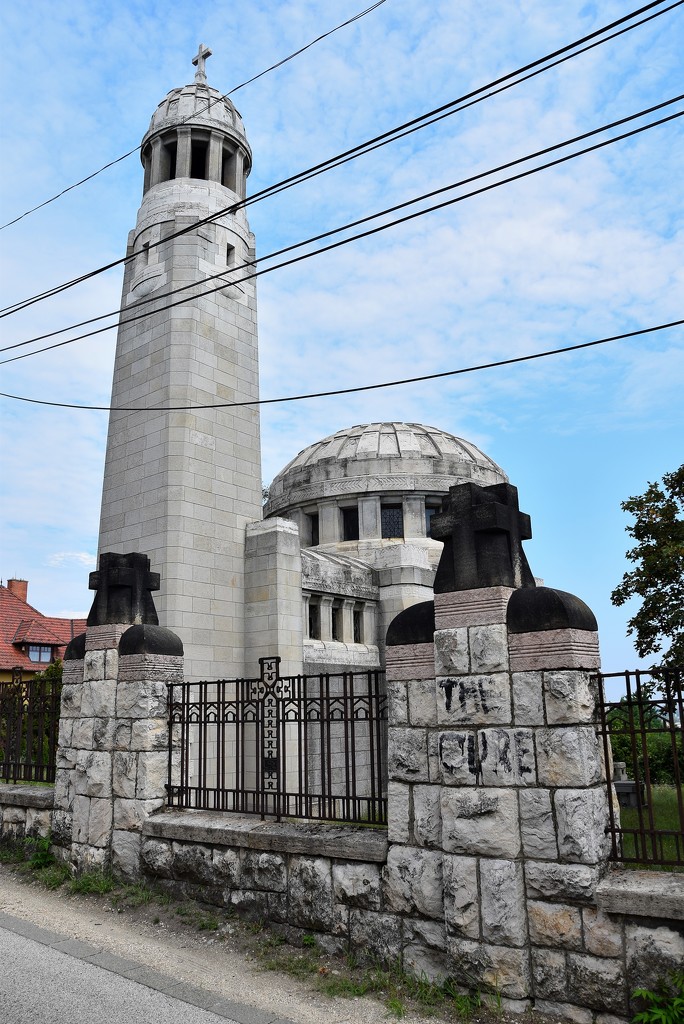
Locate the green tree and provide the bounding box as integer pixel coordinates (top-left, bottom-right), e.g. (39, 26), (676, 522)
(611, 466), (684, 667)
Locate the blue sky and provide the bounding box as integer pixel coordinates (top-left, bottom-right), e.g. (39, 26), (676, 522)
(0, 0), (682, 669)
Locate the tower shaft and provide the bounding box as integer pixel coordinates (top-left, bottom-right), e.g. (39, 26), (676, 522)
(97, 73), (262, 680)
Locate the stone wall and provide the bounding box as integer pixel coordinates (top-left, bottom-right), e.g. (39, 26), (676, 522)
(382, 586), (684, 1020)
(4, 565), (683, 1023)
(0, 785), (53, 842)
(50, 621), (183, 878)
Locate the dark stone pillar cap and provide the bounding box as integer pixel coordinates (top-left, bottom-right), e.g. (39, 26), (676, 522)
(64, 632), (86, 661)
(507, 586), (597, 634)
(119, 624), (184, 657)
(386, 601), (435, 646)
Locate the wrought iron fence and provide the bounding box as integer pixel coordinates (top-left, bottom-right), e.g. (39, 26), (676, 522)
(167, 657), (388, 825)
(595, 668), (684, 867)
(0, 669), (62, 784)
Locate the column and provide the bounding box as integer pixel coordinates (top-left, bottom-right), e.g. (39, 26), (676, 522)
(208, 131), (222, 183)
(358, 496), (381, 539)
(318, 502), (341, 545)
(176, 127), (192, 178)
(402, 495), (426, 539)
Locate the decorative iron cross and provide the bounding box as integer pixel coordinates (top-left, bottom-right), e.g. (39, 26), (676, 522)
(192, 43), (212, 83)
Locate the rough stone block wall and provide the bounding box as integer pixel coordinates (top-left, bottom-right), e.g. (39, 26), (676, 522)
(52, 628), (183, 878)
(382, 589), (684, 1020)
(0, 786), (53, 843)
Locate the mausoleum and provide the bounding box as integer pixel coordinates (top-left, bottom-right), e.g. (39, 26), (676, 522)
(95, 49), (511, 683)
(261, 421), (507, 674)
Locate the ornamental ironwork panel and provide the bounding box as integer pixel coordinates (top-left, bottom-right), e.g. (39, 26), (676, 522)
(166, 658), (387, 825)
(594, 668), (683, 867)
(0, 670), (62, 784)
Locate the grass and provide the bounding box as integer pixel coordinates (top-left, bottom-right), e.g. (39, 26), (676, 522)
(257, 942), (488, 1020)
(616, 785), (684, 870)
(70, 870), (116, 894)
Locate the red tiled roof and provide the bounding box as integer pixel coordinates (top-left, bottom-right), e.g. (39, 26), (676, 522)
(0, 584), (87, 672)
(13, 617), (66, 645)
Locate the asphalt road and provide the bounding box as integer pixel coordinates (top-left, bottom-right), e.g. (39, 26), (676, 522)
(0, 913), (293, 1024)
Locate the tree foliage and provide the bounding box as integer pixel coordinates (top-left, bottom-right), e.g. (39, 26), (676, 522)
(611, 466), (684, 667)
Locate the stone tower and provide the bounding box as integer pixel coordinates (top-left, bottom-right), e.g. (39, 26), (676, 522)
(97, 47), (262, 680)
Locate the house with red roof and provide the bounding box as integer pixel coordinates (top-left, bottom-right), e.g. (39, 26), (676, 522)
(0, 579), (86, 682)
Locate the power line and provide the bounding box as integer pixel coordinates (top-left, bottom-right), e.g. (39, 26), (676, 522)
(1, 99), (681, 364)
(0, 0), (389, 232)
(1, 0), (680, 318)
(1, 320), (680, 412)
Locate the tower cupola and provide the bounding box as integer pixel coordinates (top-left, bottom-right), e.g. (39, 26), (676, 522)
(140, 44), (252, 198)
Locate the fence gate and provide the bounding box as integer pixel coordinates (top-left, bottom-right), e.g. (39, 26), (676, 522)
(167, 657), (388, 825)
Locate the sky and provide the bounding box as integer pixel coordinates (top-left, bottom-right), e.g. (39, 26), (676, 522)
(0, 0), (682, 671)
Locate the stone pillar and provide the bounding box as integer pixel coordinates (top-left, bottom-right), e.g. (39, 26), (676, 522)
(359, 496), (381, 539)
(244, 518), (304, 677)
(319, 596), (334, 641)
(150, 136), (164, 187)
(384, 581), (616, 1015)
(176, 127), (192, 177)
(318, 502), (341, 545)
(402, 495), (425, 539)
(52, 622), (183, 879)
(341, 599), (356, 643)
(52, 554), (184, 879)
(208, 131), (222, 183)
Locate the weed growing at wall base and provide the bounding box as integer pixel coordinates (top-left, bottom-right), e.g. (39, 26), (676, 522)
(632, 971), (684, 1024)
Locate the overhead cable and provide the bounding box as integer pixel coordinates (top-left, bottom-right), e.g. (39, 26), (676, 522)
(0, 320), (680, 412)
(1, 0), (680, 317)
(0, 0), (389, 232)
(1, 98), (681, 365)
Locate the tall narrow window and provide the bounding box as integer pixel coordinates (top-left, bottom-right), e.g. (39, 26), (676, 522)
(353, 607), (363, 644)
(308, 513), (319, 547)
(425, 504), (440, 537)
(226, 243), (235, 267)
(222, 149), (237, 191)
(308, 602), (320, 640)
(141, 241), (150, 266)
(163, 140), (177, 181)
(190, 139), (208, 179)
(381, 504), (404, 539)
(331, 603), (342, 642)
(342, 507), (359, 541)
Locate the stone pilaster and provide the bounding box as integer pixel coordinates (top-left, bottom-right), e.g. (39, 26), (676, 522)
(53, 622), (183, 879)
(384, 583), (616, 1014)
(244, 518), (304, 677)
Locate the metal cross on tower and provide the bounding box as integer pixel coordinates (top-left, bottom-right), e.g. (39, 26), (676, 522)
(192, 43), (212, 83)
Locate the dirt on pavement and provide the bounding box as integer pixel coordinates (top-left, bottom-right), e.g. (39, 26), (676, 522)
(0, 862), (561, 1024)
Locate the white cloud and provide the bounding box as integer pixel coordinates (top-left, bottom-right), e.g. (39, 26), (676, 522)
(47, 552), (97, 569)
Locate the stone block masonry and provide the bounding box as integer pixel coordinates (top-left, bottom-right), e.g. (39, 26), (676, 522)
(50, 619), (183, 879)
(6, 549), (683, 1023)
(382, 587), (684, 1020)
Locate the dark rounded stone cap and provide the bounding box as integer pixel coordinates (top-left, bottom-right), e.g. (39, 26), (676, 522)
(507, 587), (597, 634)
(386, 601), (435, 646)
(64, 632), (86, 661)
(119, 624), (184, 657)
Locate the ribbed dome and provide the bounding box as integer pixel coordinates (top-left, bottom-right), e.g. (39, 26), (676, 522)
(142, 83), (250, 156)
(264, 422), (507, 516)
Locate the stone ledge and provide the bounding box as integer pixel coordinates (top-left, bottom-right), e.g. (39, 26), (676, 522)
(0, 784), (55, 809)
(143, 810), (388, 862)
(596, 869), (684, 921)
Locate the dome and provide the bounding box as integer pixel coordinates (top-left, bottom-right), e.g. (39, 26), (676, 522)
(264, 422), (507, 516)
(142, 82), (251, 161)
